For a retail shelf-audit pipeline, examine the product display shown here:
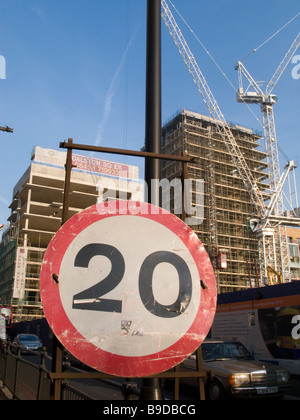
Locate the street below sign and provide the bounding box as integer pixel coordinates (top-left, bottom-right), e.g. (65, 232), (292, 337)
(40, 201), (216, 377)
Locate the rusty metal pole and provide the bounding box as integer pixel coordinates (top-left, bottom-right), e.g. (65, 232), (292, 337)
(61, 138), (74, 225)
(50, 138), (74, 400)
(196, 346), (206, 400)
(181, 151), (190, 223)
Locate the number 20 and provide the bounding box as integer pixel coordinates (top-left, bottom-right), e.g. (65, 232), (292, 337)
(72, 243), (192, 319)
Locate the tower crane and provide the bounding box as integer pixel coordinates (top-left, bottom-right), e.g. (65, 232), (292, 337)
(161, 0), (300, 284)
(236, 32), (300, 196)
(235, 32), (300, 282)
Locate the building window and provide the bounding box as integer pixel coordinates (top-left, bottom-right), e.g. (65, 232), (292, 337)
(289, 243), (300, 267)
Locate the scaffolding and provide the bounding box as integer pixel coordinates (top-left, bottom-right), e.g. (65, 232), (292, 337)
(161, 110), (269, 293)
(0, 238), (17, 305)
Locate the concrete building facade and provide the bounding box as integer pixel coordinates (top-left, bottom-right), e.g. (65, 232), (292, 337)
(0, 146), (143, 322)
(286, 226), (300, 281)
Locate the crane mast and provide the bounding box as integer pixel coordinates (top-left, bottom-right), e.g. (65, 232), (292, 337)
(266, 32), (300, 96)
(161, 0), (300, 284)
(236, 32), (300, 282)
(236, 32), (300, 200)
(161, 0), (266, 216)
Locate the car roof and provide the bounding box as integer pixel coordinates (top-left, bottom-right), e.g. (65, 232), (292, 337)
(203, 339), (242, 344)
(18, 334), (39, 338)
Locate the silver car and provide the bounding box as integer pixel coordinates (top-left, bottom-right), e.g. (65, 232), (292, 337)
(181, 340), (291, 400)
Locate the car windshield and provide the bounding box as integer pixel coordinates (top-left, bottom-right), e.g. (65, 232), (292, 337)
(19, 335), (39, 342)
(202, 342), (252, 361)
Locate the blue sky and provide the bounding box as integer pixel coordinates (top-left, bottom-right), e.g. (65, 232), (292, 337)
(0, 0), (299, 226)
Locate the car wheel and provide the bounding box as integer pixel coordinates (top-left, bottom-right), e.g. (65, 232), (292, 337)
(206, 379), (226, 400)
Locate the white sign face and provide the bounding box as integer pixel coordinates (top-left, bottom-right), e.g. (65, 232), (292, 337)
(59, 215), (200, 357)
(40, 201), (216, 377)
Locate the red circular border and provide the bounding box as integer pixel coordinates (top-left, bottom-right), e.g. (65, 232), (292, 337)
(40, 201), (216, 377)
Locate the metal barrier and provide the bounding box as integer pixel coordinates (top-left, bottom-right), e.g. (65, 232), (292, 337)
(0, 340), (206, 400)
(61, 383), (98, 400)
(0, 342), (51, 400)
(0, 342), (119, 400)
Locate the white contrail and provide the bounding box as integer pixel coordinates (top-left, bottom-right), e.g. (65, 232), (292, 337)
(0, 196), (9, 206)
(94, 31), (137, 147)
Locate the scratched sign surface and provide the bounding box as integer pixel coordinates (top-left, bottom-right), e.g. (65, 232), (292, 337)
(40, 201), (216, 377)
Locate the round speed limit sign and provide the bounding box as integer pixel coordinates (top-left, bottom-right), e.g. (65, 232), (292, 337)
(40, 201), (216, 377)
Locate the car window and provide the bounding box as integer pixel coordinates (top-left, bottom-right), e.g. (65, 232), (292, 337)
(19, 335), (39, 341)
(202, 342), (252, 361)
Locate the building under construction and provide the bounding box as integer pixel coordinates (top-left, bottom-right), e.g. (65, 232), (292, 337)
(0, 146), (143, 322)
(161, 109), (269, 293)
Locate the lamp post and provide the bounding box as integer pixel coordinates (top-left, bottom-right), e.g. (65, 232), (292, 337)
(144, 0), (161, 205)
(0, 126), (13, 133)
(139, 0), (164, 401)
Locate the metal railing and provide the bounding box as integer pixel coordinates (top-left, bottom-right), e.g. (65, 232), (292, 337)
(0, 342), (51, 399)
(0, 340), (207, 400)
(0, 342), (96, 400)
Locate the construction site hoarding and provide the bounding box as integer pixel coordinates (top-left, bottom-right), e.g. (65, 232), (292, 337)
(210, 282), (300, 377)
